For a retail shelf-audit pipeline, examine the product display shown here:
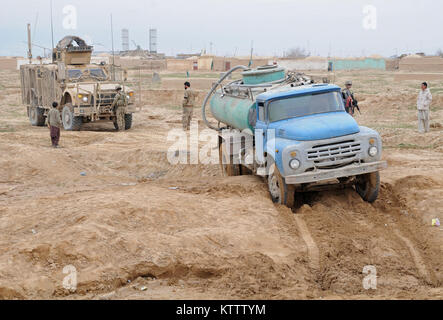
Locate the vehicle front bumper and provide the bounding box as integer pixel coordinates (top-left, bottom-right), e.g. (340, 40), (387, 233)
(285, 161), (388, 185)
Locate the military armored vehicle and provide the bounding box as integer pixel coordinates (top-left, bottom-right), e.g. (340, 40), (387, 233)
(20, 36), (136, 131)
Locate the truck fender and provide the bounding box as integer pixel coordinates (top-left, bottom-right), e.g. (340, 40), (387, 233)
(61, 92), (73, 109)
(264, 138), (286, 177)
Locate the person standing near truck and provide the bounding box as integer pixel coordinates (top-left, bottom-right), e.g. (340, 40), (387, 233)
(182, 81), (196, 131)
(111, 86), (127, 131)
(47, 102), (62, 148)
(342, 80), (357, 116)
(417, 82), (432, 133)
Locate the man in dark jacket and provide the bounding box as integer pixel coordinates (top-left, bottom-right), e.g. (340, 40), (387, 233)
(47, 102), (62, 148)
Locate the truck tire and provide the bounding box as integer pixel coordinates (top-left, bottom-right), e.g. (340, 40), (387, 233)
(268, 163), (295, 207)
(124, 113), (133, 130)
(219, 140), (241, 176)
(29, 106), (46, 127)
(62, 104), (82, 131)
(355, 172), (380, 203)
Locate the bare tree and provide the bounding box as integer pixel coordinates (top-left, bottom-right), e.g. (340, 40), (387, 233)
(285, 47), (310, 58)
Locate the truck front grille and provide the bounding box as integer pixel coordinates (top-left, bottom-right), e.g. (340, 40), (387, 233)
(307, 140), (362, 168)
(97, 93), (116, 105)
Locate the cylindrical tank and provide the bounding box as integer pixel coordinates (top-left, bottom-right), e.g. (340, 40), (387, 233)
(209, 65), (285, 131)
(242, 66), (285, 85)
(210, 94), (255, 131)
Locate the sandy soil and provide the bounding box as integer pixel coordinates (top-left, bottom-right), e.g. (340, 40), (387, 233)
(0, 69), (441, 300)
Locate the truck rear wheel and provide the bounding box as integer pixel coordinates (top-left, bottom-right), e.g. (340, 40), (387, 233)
(355, 172), (380, 203)
(62, 104), (82, 131)
(268, 164), (295, 207)
(29, 106), (46, 127)
(219, 140), (241, 176)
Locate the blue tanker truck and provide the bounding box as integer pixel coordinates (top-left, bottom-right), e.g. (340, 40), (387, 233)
(202, 65), (387, 207)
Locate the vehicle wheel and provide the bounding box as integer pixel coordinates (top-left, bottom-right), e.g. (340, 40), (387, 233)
(268, 163), (295, 207)
(62, 104), (82, 131)
(124, 113), (133, 130)
(219, 140), (241, 176)
(355, 172), (380, 203)
(29, 106), (46, 126)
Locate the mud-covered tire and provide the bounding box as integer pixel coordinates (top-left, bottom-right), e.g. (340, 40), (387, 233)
(219, 140), (241, 176)
(268, 163), (295, 207)
(124, 113), (133, 130)
(355, 171), (380, 203)
(29, 106), (46, 126)
(62, 104), (82, 131)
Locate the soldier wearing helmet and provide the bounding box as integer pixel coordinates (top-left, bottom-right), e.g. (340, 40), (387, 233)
(111, 86), (128, 131)
(342, 81), (358, 116)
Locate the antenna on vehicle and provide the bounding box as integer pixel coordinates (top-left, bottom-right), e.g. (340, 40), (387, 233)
(32, 13), (39, 42)
(249, 41), (254, 67)
(27, 23), (32, 64)
(110, 14), (116, 81)
(50, 0), (55, 62)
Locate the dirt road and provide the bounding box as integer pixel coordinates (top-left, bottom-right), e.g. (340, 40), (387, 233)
(0, 70), (441, 299)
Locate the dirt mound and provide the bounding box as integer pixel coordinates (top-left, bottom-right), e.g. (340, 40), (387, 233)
(394, 175), (440, 189)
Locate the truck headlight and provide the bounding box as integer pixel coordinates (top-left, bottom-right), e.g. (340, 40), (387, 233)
(369, 146), (378, 157)
(289, 159), (301, 170)
(82, 96), (88, 103)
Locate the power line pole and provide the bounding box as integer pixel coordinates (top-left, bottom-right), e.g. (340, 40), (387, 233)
(27, 24), (32, 64)
(111, 14), (115, 80)
(50, 0), (54, 53)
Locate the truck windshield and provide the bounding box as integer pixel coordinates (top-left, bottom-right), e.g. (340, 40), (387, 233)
(89, 69), (107, 79)
(68, 69), (82, 79)
(67, 69), (107, 80)
(268, 91), (345, 122)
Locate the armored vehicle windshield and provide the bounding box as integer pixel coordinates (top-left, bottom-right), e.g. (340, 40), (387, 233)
(67, 68), (108, 81)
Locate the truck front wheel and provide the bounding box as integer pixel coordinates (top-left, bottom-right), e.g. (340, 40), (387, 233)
(124, 113), (133, 130)
(62, 104), (82, 131)
(355, 172), (380, 203)
(219, 140), (241, 176)
(29, 106), (46, 126)
(268, 164), (295, 207)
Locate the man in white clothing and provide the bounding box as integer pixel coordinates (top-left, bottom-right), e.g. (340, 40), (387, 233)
(417, 82), (432, 133)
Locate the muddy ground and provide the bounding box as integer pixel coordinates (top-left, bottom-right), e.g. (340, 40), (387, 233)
(0, 69), (441, 300)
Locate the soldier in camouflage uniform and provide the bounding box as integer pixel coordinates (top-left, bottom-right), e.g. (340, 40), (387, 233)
(182, 81), (196, 131)
(342, 80), (356, 116)
(111, 86), (127, 131)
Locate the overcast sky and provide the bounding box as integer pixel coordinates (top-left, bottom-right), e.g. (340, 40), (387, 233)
(0, 0), (441, 58)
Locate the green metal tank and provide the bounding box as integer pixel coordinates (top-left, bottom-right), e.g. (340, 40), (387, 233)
(209, 65), (285, 131)
(210, 95), (256, 131)
(242, 65), (285, 85)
